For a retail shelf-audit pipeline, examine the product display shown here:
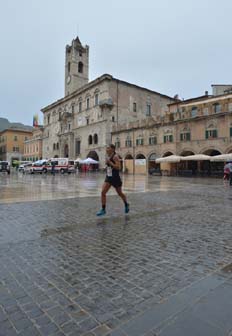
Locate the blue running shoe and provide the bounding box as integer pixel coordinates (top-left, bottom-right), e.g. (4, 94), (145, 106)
(97, 209), (106, 216)
(125, 203), (130, 214)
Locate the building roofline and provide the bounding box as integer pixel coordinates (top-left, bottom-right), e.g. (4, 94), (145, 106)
(211, 84), (232, 86)
(168, 91), (232, 106)
(41, 74), (174, 112)
(0, 128), (33, 134)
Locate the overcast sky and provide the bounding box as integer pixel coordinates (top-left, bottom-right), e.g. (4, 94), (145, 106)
(0, 0), (232, 125)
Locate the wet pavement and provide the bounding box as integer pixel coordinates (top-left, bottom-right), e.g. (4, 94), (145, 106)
(0, 172), (232, 335)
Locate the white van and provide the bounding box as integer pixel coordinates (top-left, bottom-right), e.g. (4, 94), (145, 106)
(43, 158), (75, 174)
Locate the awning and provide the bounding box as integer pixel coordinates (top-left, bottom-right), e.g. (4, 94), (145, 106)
(180, 154), (210, 161)
(156, 155), (181, 163)
(79, 157), (99, 164)
(210, 154), (232, 162)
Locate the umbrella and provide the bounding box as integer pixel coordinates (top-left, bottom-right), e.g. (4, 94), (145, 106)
(75, 157), (82, 162)
(180, 154), (210, 161)
(156, 155), (181, 163)
(80, 157), (99, 164)
(210, 153), (232, 162)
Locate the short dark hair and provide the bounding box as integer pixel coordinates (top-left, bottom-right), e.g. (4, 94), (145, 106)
(109, 144), (115, 151)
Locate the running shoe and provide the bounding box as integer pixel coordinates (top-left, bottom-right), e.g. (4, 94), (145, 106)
(125, 203), (130, 214)
(96, 209), (106, 216)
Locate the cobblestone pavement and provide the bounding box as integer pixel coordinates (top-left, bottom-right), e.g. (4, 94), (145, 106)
(0, 173), (232, 335)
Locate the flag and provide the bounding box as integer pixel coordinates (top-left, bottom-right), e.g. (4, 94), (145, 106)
(33, 114), (39, 127)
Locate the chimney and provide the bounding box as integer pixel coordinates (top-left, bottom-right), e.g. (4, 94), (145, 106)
(205, 91), (208, 96)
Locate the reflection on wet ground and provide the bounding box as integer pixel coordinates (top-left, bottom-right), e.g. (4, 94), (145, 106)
(0, 171), (226, 204)
(1, 172), (232, 335)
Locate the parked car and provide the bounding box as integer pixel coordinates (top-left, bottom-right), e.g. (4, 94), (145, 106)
(0, 161), (10, 174)
(18, 161), (32, 172)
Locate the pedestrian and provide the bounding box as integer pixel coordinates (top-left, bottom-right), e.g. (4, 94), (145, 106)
(228, 161), (232, 186)
(223, 162), (230, 181)
(51, 161), (56, 176)
(97, 144), (129, 216)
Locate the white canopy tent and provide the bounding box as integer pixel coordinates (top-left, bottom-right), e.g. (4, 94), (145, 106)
(210, 153), (232, 162)
(180, 154), (211, 161)
(156, 155), (181, 163)
(79, 158), (99, 164)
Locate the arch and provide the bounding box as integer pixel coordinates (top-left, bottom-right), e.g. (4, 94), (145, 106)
(124, 153), (133, 160)
(226, 147), (232, 154)
(93, 134), (98, 145)
(148, 153), (157, 161)
(162, 151), (174, 157)
(136, 153), (146, 159)
(201, 148), (221, 156)
(78, 62), (83, 73)
(179, 150), (195, 156)
(87, 151), (99, 161)
(88, 135), (93, 145)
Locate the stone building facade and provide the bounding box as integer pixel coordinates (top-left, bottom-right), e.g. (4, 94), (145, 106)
(0, 128), (33, 163)
(111, 91), (232, 174)
(41, 37), (174, 165)
(23, 127), (44, 161)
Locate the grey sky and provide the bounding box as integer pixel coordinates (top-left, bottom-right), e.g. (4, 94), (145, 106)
(0, 0), (232, 125)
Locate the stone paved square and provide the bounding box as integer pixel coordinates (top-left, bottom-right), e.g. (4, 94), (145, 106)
(0, 173), (232, 335)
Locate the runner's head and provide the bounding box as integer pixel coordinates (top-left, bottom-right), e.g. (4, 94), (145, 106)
(106, 144), (116, 156)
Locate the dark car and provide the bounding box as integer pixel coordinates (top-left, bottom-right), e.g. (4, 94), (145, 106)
(0, 161), (10, 174)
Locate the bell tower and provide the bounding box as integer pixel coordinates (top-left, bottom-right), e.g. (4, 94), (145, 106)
(65, 36), (89, 96)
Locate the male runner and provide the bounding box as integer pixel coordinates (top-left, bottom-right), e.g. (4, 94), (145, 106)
(97, 144), (129, 216)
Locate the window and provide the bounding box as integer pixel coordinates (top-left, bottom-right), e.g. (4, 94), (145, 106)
(191, 107), (198, 118)
(203, 107), (209, 116)
(79, 50), (82, 57)
(133, 102), (137, 112)
(213, 103), (221, 113)
(68, 62), (71, 73)
(71, 105), (75, 113)
(14, 136), (18, 141)
(75, 140), (81, 155)
(125, 137), (132, 147)
(95, 94), (99, 106)
(88, 135), (92, 145)
(79, 101), (82, 113)
(180, 132), (191, 141)
(205, 129), (217, 139)
(164, 135), (173, 143)
(146, 104), (151, 116)
(115, 138), (120, 148)
(149, 136), (157, 145)
(94, 134), (98, 144)
(57, 143), (59, 150)
(53, 143), (56, 150)
(228, 103), (232, 112)
(68, 123), (71, 131)
(86, 97), (90, 109)
(136, 137), (144, 146)
(25, 137), (28, 141)
(47, 115), (50, 124)
(112, 116), (115, 122)
(78, 62), (83, 73)
(86, 117), (89, 125)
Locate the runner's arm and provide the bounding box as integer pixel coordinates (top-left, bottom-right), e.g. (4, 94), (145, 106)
(109, 155), (121, 170)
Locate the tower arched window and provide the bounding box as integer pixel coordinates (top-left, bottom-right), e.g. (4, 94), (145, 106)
(88, 135), (93, 145)
(78, 62), (83, 73)
(94, 134), (98, 144)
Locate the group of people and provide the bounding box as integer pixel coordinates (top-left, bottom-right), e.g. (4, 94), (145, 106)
(223, 161), (232, 185)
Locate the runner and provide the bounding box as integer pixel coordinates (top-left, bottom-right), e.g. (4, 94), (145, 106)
(97, 144), (129, 216)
